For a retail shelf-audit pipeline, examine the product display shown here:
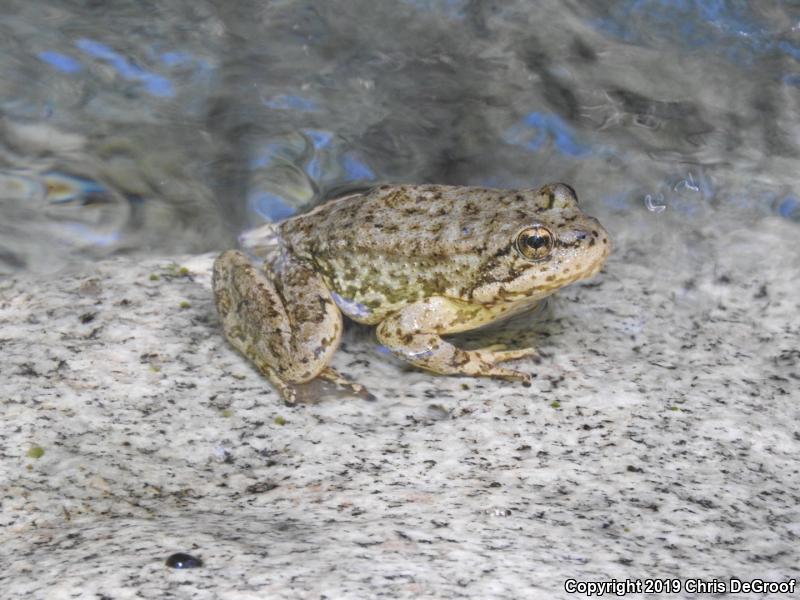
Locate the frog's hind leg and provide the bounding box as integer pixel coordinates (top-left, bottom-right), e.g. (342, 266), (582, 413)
(212, 249), (343, 403)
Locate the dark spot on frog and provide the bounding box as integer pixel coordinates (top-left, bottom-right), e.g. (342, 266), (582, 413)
(556, 238), (580, 249)
(165, 553), (203, 569)
(79, 312), (96, 324)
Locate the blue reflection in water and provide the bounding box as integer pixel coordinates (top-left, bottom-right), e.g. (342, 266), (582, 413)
(777, 41), (800, 61)
(61, 223), (121, 247)
(505, 112), (591, 157)
(38, 51), (83, 73)
(401, 0), (467, 19)
(301, 130), (334, 181)
(264, 94), (318, 111)
(159, 51), (214, 86)
(777, 196), (798, 219)
(75, 38), (174, 97)
(590, 0), (799, 65)
(249, 191), (297, 222)
(249, 142), (286, 170)
(306, 157), (323, 181)
(782, 74), (800, 87)
(159, 51), (191, 66)
(342, 153), (375, 181)
(302, 129), (334, 150)
(43, 172), (107, 204)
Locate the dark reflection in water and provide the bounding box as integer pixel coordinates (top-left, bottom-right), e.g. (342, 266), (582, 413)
(0, 0), (797, 273)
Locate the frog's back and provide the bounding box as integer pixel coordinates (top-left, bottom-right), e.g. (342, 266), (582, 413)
(274, 184), (568, 319)
(280, 184), (550, 259)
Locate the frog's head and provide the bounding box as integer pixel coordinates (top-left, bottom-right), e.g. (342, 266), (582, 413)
(471, 183), (611, 303)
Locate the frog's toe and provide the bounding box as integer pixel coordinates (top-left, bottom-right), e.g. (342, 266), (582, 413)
(480, 365), (531, 384)
(462, 353), (531, 382)
(485, 347), (539, 364)
(318, 367), (375, 401)
(271, 378), (300, 405)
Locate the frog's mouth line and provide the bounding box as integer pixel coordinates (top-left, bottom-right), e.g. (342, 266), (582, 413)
(502, 257), (608, 300)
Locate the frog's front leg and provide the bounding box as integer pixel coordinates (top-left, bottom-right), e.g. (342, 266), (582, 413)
(213, 249), (346, 403)
(375, 297), (536, 383)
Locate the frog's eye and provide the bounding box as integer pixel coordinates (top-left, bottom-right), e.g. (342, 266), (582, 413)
(515, 226), (554, 261)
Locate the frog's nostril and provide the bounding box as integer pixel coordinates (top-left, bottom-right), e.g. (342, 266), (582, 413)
(575, 231), (588, 241)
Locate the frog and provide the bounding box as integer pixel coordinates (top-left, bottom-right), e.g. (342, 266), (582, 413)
(212, 183), (611, 404)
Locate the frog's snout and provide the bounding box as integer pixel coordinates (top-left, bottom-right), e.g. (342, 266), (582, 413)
(567, 219), (612, 267)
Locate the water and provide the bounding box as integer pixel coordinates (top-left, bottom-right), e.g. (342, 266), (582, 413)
(0, 0), (798, 273)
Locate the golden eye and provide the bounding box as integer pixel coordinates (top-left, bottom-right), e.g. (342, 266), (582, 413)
(515, 226), (554, 260)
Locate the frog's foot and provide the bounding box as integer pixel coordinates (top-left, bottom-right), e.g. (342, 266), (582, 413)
(318, 367), (376, 402)
(470, 348), (532, 383)
(476, 344), (539, 364)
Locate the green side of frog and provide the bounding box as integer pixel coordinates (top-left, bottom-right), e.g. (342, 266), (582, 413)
(212, 183), (610, 403)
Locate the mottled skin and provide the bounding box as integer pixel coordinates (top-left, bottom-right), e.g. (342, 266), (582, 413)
(213, 183), (611, 403)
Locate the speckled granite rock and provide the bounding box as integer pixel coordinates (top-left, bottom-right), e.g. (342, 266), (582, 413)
(1, 213), (798, 599)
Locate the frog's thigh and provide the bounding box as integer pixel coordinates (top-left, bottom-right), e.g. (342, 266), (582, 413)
(212, 250), (342, 384)
(375, 297), (532, 382)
